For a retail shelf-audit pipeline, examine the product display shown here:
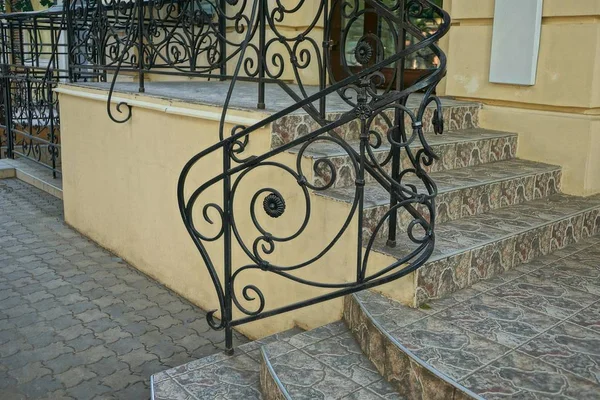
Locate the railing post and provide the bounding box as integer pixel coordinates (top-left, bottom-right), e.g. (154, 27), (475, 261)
(136, 0), (145, 93)
(219, 0), (227, 79)
(2, 65), (13, 159)
(257, 0), (266, 109)
(48, 82), (57, 178)
(387, 0), (407, 248)
(356, 90), (368, 282)
(320, 0), (329, 119)
(223, 141), (234, 355)
(64, 0), (75, 82)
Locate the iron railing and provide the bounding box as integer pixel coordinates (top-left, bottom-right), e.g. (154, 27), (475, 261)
(170, 0), (448, 353)
(3, 0), (449, 353)
(0, 7), (68, 176)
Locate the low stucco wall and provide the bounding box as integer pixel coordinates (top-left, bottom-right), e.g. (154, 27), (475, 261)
(441, 0), (600, 196)
(58, 85), (412, 339)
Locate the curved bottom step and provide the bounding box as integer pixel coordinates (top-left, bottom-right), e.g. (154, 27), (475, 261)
(260, 321), (401, 400)
(346, 234), (600, 400)
(344, 293), (481, 400)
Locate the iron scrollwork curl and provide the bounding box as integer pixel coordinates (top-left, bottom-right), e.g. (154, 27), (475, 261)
(174, 0), (450, 353)
(59, 0), (450, 353)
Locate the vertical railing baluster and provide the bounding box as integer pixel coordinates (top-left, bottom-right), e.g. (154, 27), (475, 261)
(32, 18), (38, 68)
(219, 0), (226, 80)
(64, 0), (75, 82)
(9, 21), (16, 66)
(137, 0), (145, 93)
(27, 68), (33, 158)
(320, 0), (328, 119)
(356, 90), (368, 282)
(18, 21), (25, 66)
(222, 140), (233, 355)
(48, 83), (56, 178)
(2, 65), (13, 159)
(387, 0), (407, 248)
(257, 0), (266, 109)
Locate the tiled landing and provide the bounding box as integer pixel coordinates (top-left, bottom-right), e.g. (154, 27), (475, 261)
(152, 323), (401, 400)
(349, 234), (600, 399)
(261, 322), (401, 400)
(0, 157), (62, 199)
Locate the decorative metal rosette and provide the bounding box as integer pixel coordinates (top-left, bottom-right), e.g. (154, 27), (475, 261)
(354, 41), (373, 65)
(263, 193), (286, 218)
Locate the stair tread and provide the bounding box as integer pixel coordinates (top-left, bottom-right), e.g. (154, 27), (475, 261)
(150, 328), (303, 399)
(321, 158), (561, 208)
(289, 128), (516, 158)
(262, 321), (402, 399)
(352, 233), (600, 399)
(372, 192), (600, 263)
(151, 322), (399, 399)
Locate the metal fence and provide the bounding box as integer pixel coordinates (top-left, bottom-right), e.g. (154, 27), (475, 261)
(0, 7), (69, 177)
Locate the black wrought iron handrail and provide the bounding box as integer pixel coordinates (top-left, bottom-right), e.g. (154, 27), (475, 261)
(171, 0), (450, 353)
(3, 0), (450, 353)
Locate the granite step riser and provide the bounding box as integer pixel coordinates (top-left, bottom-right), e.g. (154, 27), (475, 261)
(414, 206), (600, 307)
(260, 354), (289, 400)
(310, 135), (518, 190)
(271, 105), (481, 149)
(361, 169), (562, 242)
(343, 294), (479, 400)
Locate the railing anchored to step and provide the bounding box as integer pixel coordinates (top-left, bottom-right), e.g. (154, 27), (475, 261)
(171, 0), (450, 353)
(2, 0), (450, 353)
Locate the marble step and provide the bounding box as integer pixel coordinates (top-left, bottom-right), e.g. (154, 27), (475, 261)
(289, 129), (518, 189)
(260, 321), (401, 400)
(151, 322), (402, 399)
(150, 328), (303, 400)
(371, 192), (600, 307)
(320, 158), (562, 240)
(271, 98), (481, 148)
(345, 233), (600, 399)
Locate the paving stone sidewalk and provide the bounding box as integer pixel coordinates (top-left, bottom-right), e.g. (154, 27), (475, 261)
(0, 179), (247, 399)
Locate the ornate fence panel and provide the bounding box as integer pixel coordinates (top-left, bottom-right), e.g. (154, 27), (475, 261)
(0, 8), (69, 177)
(169, 0), (448, 353)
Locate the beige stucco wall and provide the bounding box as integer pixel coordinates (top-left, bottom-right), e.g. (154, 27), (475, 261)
(58, 86), (414, 339)
(441, 0), (600, 196)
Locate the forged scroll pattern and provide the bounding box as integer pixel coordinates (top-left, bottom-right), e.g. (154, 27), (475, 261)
(176, 0), (450, 342)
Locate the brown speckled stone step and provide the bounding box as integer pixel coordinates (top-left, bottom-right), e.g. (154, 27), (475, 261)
(289, 129), (518, 189)
(260, 321), (403, 400)
(344, 292), (482, 400)
(271, 98), (481, 148)
(345, 233), (600, 399)
(370, 193), (600, 306)
(318, 158), (562, 240)
(150, 328), (303, 400)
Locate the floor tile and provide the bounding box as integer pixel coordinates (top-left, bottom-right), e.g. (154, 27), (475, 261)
(437, 293), (559, 348)
(530, 260), (600, 296)
(269, 349), (362, 400)
(519, 322), (600, 385)
(461, 351), (600, 399)
(488, 274), (598, 320)
(173, 354), (261, 399)
(569, 301), (600, 334)
(390, 316), (510, 380)
(354, 291), (426, 333)
(303, 331), (382, 387)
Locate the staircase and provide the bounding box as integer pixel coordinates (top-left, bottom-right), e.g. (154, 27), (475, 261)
(152, 99), (600, 399)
